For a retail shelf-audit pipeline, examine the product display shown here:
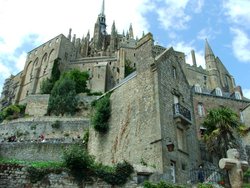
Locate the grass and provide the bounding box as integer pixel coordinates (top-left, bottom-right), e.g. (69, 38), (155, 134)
(0, 158), (64, 168)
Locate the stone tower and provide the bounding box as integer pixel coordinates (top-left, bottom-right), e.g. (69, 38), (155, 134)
(93, 0), (107, 52)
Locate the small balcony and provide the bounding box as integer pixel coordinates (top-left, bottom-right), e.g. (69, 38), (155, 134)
(173, 103), (192, 124)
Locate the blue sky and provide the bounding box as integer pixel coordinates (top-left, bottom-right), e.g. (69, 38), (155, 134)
(0, 0), (249, 98)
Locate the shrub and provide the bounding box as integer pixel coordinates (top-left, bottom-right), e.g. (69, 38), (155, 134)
(51, 120), (61, 129)
(91, 94), (111, 133)
(0, 104), (26, 121)
(62, 69), (89, 94)
(143, 181), (185, 188)
(40, 78), (54, 94)
(63, 144), (95, 183)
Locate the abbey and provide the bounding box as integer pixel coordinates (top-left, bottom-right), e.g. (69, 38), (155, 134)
(0, 0), (249, 185)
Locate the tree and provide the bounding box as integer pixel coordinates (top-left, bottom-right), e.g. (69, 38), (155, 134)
(62, 69), (89, 94)
(48, 78), (78, 116)
(203, 107), (243, 158)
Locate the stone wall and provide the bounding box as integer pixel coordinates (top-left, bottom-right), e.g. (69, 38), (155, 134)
(0, 164), (138, 188)
(156, 48), (200, 183)
(23, 94), (50, 116)
(0, 143), (73, 162)
(0, 117), (89, 142)
(88, 33), (163, 173)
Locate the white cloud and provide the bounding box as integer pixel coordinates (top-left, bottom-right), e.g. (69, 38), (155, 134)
(223, 0), (250, 28)
(170, 41), (205, 68)
(15, 52), (27, 71)
(243, 89), (250, 99)
(231, 28), (250, 63)
(156, 0), (191, 30)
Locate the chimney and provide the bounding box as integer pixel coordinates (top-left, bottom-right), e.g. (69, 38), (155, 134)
(191, 50), (197, 67)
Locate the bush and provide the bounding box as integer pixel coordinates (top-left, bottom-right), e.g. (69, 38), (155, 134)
(62, 69), (89, 94)
(91, 94), (111, 133)
(143, 181), (185, 188)
(1, 104), (26, 121)
(40, 78), (54, 94)
(51, 120), (61, 129)
(63, 144), (95, 183)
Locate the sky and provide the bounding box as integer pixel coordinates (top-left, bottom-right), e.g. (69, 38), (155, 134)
(0, 0), (250, 98)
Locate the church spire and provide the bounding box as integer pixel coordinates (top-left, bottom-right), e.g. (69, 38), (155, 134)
(100, 0), (105, 16)
(205, 39), (215, 58)
(205, 39), (216, 70)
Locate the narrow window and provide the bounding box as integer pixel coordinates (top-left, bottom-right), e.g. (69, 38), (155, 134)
(194, 84), (202, 93)
(172, 66), (177, 79)
(240, 111), (244, 123)
(198, 103), (205, 117)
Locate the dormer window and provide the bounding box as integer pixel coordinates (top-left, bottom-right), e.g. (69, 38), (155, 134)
(215, 87), (222, 96)
(194, 84), (202, 93)
(235, 91), (242, 100)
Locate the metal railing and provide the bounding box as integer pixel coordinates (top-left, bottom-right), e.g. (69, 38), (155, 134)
(173, 103), (191, 121)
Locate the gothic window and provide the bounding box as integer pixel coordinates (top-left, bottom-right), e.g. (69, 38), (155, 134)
(197, 103), (205, 117)
(235, 91), (242, 100)
(172, 66), (177, 79)
(215, 87), (222, 96)
(194, 84), (202, 93)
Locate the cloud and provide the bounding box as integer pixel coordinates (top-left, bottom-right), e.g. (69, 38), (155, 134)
(170, 41), (205, 68)
(223, 0), (250, 28)
(156, 0), (191, 30)
(243, 89), (250, 99)
(231, 28), (250, 63)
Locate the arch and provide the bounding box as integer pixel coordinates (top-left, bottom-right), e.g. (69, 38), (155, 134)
(24, 61), (33, 84)
(48, 49), (55, 63)
(40, 53), (48, 76)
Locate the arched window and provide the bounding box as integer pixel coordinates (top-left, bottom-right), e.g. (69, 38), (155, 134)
(240, 111), (244, 123)
(215, 87), (222, 96)
(235, 91), (242, 100)
(197, 103), (205, 117)
(194, 84), (202, 93)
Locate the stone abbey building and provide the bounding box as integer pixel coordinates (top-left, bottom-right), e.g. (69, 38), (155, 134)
(0, 0), (250, 185)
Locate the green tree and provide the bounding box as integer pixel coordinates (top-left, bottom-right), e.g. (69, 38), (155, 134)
(203, 107), (243, 158)
(48, 78), (78, 116)
(40, 58), (61, 94)
(62, 69), (89, 94)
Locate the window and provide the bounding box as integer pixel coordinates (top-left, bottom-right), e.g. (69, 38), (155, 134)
(204, 76), (207, 86)
(194, 84), (202, 93)
(240, 111), (244, 123)
(197, 103), (205, 117)
(172, 66), (177, 79)
(235, 91), (242, 100)
(177, 128), (186, 151)
(215, 87), (222, 96)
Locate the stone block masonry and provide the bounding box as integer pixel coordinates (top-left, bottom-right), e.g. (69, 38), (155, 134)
(0, 164), (138, 188)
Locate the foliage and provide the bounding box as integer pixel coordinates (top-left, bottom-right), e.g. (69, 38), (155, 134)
(197, 183), (214, 188)
(82, 128), (89, 147)
(143, 181), (185, 188)
(0, 104), (26, 121)
(63, 144), (133, 185)
(91, 94), (111, 133)
(63, 144), (95, 183)
(48, 77), (78, 116)
(62, 69), (89, 94)
(87, 91), (103, 96)
(203, 107), (243, 158)
(40, 78), (54, 94)
(40, 58), (61, 94)
(125, 59), (136, 77)
(95, 161), (134, 185)
(51, 120), (61, 129)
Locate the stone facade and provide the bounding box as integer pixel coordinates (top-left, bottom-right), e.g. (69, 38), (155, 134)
(88, 34), (199, 184)
(0, 0), (250, 186)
